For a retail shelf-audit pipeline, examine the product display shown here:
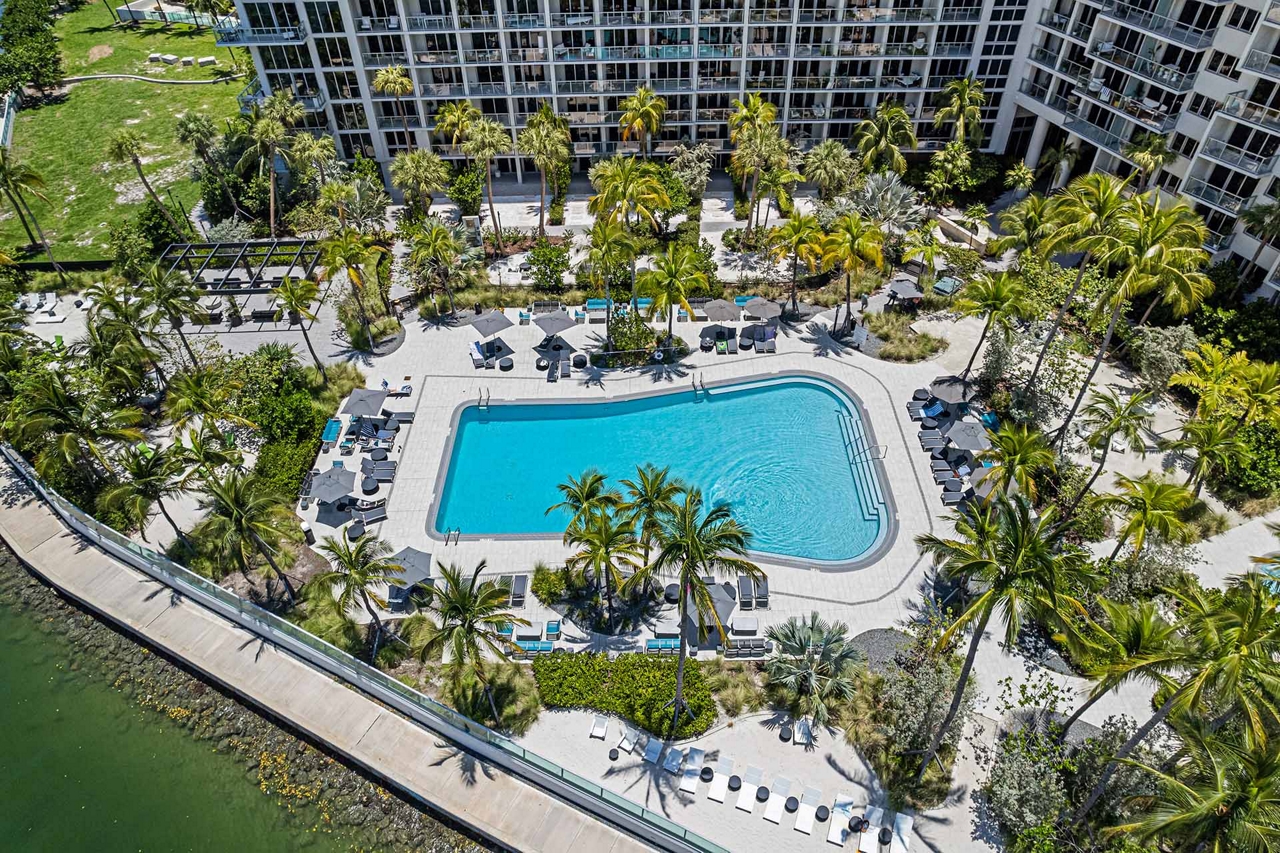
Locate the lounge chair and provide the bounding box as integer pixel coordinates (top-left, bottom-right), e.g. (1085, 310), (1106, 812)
(858, 806), (886, 852)
(795, 786), (822, 835)
(662, 746), (685, 775)
(934, 470), (956, 485)
(510, 575), (527, 608)
(755, 577), (769, 610)
(764, 777), (792, 823)
(796, 718), (813, 747)
(548, 362), (559, 382)
(680, 747), (705, 793)
(727, 337), (738, 354)
(617, 725), (638, 754)
(918, 429), (942, 441)
(736, 766), (764, 812)
(931, 460), (953, 472)
(560, 359), (571, 378)
(941, 490), (969, 507)
(642, 737), (662, 764)
(829, 792), (857, 846)
(765, 337), (776, 353)
(708, 757), (733, 802)
(469, 342), (485, 368)
(355, 507), (388, 525)
(716, 339), (728, 354)
(589, 715), (608, 740)
(738, 575), (755, 610)
(891, 812), (913, 853)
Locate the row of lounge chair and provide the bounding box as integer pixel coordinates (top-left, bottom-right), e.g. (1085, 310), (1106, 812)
(737, 575), (770, 610)
(717, 637), (774, 657)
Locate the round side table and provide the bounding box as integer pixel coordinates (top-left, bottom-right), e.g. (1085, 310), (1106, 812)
(499, 357), (514, 371)
(779, 726), (793, 743)
(756, 786), (769, 803)
(816, 805), (830, 823)
(608, 748), (619, 761)
(700, 766), (714, 783)
(346, 522), (365, 541)
(785, 796), (799, 813)
(727, 775), (742, 792)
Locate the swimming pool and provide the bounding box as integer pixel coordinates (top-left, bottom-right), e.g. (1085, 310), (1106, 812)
(431, 375), (894, 566)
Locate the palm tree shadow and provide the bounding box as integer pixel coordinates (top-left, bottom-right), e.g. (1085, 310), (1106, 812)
(428, 741), (497, 787)
(823, 753), (880, 798)
(634, 360), (690, 384)
(602, 749), (689, 817)
(800, 320), (851, 358)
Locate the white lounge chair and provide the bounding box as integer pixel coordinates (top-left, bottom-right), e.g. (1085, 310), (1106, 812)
(891, 812), (914, 853)
(589, 715), (608, 740)
(662, 746), (685, 775)
(736, 765), (764, 812)
(708, 757), (733, 802)
(795, 786), (822, 834)
(828, 792), (856, 846)
(858, 806), (886, 852)
(642, 737), (662, 764)
(617, 725), (638, 753)
(763, 777), (792, 824)
(679, 747), (705, 793)
(469, 342), (485, 368)
(796, 718), (813, 747)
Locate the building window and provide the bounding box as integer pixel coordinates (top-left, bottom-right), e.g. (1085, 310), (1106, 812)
(1170, 131), (1197, 158)
(1206, 50), (1240, 81)
(1155, 170), (1181, 193)
(325, 71), (361, 99)
(339, 132), (374, 160)
(333, 102), (367, 131)
(1188, 93), (1220, 119)
(305, 2), (344, 33)
(1227, 5), (1260, 33)
(315, 37), (353, 67)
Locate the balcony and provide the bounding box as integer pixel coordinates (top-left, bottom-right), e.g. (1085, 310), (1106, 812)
(595, 46), (643, 60)
(648, 9), (693, 23)
(788, 106), (833, 120)
(461, 48), (501, 62)
(1038, 9), (1071, 33)
(600, 11), (646, 25)
(940, 7), (982, 21)
(404, 14), (451, 31)
(556, 79), (632, 94)
(745, 43), (791, 57)
(1097, 0), (1216, 49)
(749, 8), (793, 22)
(699, 9), (742, 23)
(649, 77), (695, 92)
(1220, 91), (1280, 134)
(793, 44), (837, 57)
(551, 11), (598, 26)
(469, 81), (509, 95)
(698, 43), (741, 58)
(1077, 84), (1179, 132)
(1065, 116), (1134, 157)
(414, 49), (458, 64)
(797, 8), (838, 21)
(1183, 177), (1250, 213)
(1020, 79), (1072, 113)
(1245, 48), (1280, 81)
(1090, 43), (1196, 91)
(697, 107), (733, 120)
(697, 76), (740, 91)
(420, 82), (465, 96)
(564, 109), (620, 124)
(841, 6), (936, 21)
(506, 47), (547, 62)
(647, 44), (694, 59)
(934, 41), (974, 56)
(238, 82), (326, 113)
(1206, 230), (1235, 252)
(829, 106), (872, 120)
(510, 80), (551, 94)
(376, 114), (422, 129)
(361, 51), (407, 67)
(214, 22), (307, 45)
(505, 12), (545, 28)
(572, 141), (601, 155)
(883, 41), (929, 56)
(457, 13), (498, 28)
(1200, 137), (1278, 174)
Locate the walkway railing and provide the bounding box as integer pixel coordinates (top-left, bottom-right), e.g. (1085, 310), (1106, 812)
(0, 444), (725, 853)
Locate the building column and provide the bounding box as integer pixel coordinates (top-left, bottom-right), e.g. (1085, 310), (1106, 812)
(1023, 116), (1049, 171)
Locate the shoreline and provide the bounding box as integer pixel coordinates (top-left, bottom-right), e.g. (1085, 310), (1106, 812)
(0, 542), (496, 853)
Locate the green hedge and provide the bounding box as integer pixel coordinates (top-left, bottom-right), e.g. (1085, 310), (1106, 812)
(531, 652), (716, 738)
(254, 435), (321, 498)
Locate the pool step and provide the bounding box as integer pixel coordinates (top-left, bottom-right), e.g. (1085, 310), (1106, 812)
(837, 412), (887, 523)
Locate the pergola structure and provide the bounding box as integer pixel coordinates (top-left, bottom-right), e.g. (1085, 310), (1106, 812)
(160, 239), (321, 295)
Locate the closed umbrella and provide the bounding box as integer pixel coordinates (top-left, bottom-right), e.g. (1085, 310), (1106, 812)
(310, 467), (356, 503)
(534, 310), (575, 336)
(703, 299), (739, 321)
(470, 309), (514, 339)
(745, 297), (782, 319)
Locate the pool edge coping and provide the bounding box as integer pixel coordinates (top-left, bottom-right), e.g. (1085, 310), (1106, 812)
(423, 369), (901, 573)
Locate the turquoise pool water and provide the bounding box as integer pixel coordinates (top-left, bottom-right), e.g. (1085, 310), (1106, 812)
(433, 376), (890, 564)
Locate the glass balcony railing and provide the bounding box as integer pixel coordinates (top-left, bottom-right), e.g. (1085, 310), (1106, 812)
(419, 82), (465, 96)
(1199, 138), (1278, 174)
(1220, 91), (1280, 134)
(1205, 230), (1235, 252)
(505, 12), (545, 27)
(1245, 48), (1280, 80)
(698, 43), (741, 57)
(1020, 79), (1072, 113)
(745, 43), (791, 57)
(1097, 0), (1216, 49)
(1066, 116), (1133, 155)
(462, 48), (502, 63)
(214, 22), (306, 45)
(404, 14), (451, 30)
(1077, 84), (1179, 132)
(698, 8), (742, 23)
(1183, 177), (1250, 212)
(375, 114), (422, 129)
(456, 13), (498, 28)
(1089, 43), (1196, 91)
(550, 11), (598, 26)
(414, 49), (457, 64)
(360, 51), (407, 67)
(749, 8), (793, 22)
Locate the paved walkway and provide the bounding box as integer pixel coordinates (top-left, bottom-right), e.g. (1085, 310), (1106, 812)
(0, 463), (655, 853)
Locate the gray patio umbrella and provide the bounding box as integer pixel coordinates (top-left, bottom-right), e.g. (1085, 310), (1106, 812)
(390, 546), (434, 585)
(310, 467), (356, 503)
(945, 421), (992, 452)
(684, 582), (738, 643)
(888, 277), (924, 300)
(744, 297), (781, 319)
(703, 299), (739, 321)
(930, 375), (978, 405)
(534, 310), (575, 336)
(342, 388), (389, 417)
(699, 323), (734, 341)
(971, 465), (1017, 500)
(470, 309), (514, 339)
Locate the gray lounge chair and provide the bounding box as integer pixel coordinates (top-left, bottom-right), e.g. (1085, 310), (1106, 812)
(560, 358), (571, 378)
(765, 338), (776, 352)
(548, 362), (559, 382)
(934, 470), (955, 485)
(931, 460), (953, 472)
(941, 490), (968, 506)
(371, 469), (395, 483)
(727, 337), (738, 354)
(356, 507), (388, 524)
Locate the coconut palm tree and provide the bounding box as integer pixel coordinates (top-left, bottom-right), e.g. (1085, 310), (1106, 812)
(108, 129), (184, 234)
(913, 495), (1090, 782)
(619, 85), (667, 159)
(1240, 200), (1280, 295)
(197, 470), (299, 604)
(319, 228), (386, 351)
(434, 100), (482, 160)
(727, 92), (777, 164)
(319, 181), (357, 228)
(1027, 173), (1132, 396)
(1057, 193), (1211, 446)
(411, 559), (529, 723)
(372, 65), (417, 149)
(1168, 418), (1250, 499)
(1095, 473), (1195, 562)
(289, 131), (338, 185)
(138, 263), (202, 368)
(174, 423), (241, 484)
(1038, 141), (1080, 183)
(584, 217), (638, 343)
(765, 612), (862, 727)
(621, 489), (764, 736)
(803, 139), (857, 201)
(164, 367), (252, 432)
(235, 118), (292, 237)
(770, 213), (824, 314)
(618, 464), (684, 567)
(902, 229), (942, 290)
(102, 444), (195, 550)
(959, 203), (988, 250)
(13, 373), (143, 480)
(462, 118), (513, 250)
(1123, 132), (1176, 191)
(272, 276), (325, 375)
(988, 193), (1055, 261)
(408, 219), (466, 316)
(69, 322), (152, 397)
(954, 271), (1030, 377)
(565, 509), (643, 632)
(389, 149), (450, 218)
(976, 424), (1055, 501)
(935, 76), (986, 144)
(755, 161), (803, 232)
(639, 244), (706, 344)
(822, 211), (884, 335)
(261, 91), (305, 128)
(547, 469), (620, 538)
(731, 127), (791, 236)
(176, 112), (252, 220)
(854, 102), (917, 174)
(587, 156), (669, 229)
(0, 149), (63, 279)
(1004, 162), (1035, 195)
(1065, 389), (1154, 518)
(1233, 360), (1280, 432)
(517, 121), (570, 236)
(1169, 342), (1250, 420)
(316, 535), (405, 658)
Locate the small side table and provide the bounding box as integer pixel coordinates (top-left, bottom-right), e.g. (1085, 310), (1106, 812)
(816, 805), (830, 823)
(346, 522), (365, 541)
(779, 726), (793, 743)
(370, 448), (388, 462)
(785, 796), (799, 813)
(700, 766), (714, 783)
(921, 417), (939, 430)
(499, 357), (514, 371)
(608, 748), (619, 761)
(727, 775), (742, 792)
(756, 786), (770, 803)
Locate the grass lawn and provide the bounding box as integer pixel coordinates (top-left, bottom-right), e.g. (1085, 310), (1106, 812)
(0, 3), (243, 260)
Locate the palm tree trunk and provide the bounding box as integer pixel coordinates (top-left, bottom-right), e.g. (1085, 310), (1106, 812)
(1025, 253), (1090, 395)
(16, 192), (66, 283)
(964, 316), (992, 378)
(670, 590), (689, 737)
(134, 159), (183, 235)
(299, 325), (326, 377)
(172, 319), (199, 368)
(268, 169), (278, 238)
(250, 530), (296, 605)
(398, 94), (413, 153)
(349, 271), (373, 350)
(791, 257), (799, 314)
(1056, 298), (1123, 449)
(1057, 689), (1108, 741)
(2, 184), (36, 246)
(1064, 446), (1108, 520)
(745, 168), (762, 237)
(538, 168), (547, 237)
(157, 498), (196, 554)
(1072, 687), (1183, 825)
(604, 277), (612, 348)
(915, 606), (990, 783)
(603, 567), (615, 633)
(485, 163), (504, 251)
(844, 271), (853, 335)
(1108, 532), (1129, 563)
(361, 589), (385, 660)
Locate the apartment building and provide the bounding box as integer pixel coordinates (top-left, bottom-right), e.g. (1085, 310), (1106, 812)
(216, 0), (1035, 181)
(1015, 0), (1280, 299)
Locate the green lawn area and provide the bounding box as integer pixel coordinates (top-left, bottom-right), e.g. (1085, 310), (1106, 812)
(0, 3), (243, 260)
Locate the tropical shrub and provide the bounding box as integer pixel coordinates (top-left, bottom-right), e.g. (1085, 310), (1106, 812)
(253, 440), (319, 500)
(732, 197), (751, 221)
(527, 237), (570, 291)
(448, 165), (484, 217)
(864, 312), (947, 362)
(548, 198), (565, 226)
(1215, 420), (1280, 498)
(531, 562), (570, 606)
(1128, 324), (1198, 393)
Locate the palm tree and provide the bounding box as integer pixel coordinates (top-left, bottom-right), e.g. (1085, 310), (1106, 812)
(771, 213), (824, 314)
(765, 612), (862, 727)
(1037, 141), (1079, 184)
(621, 489), (764, 735)
(854, 102), (917, 174)
(914, 496), (1090, 782)
(727, 92), (777, 170)
(588, 155), (670, 229)
(1169, 342), (1250, 419)
(261, 91), (305, 128)
(639, 244), (706, 344)
(102, 445), (195, 549)
(1057, 193), (1211, 445)
(517, 121), (570, 236)
(197, 470), (299, 604)
(272, 276), (325, 375)
(165, 367), (251, 432)
(1233, 360), (1280, 432)
(618, 464), (684, 567)
(1027, 173), (1132, 396)
(389, 149), (450, 217)
(584, 217), (638, 344)
(728, 94), (783, 234)
(850, 171), (923, 235)
(976, 424), (1056, 500)
(235, 118), (292, 237)
(319, 228), (386, 351)
(289, 131), (338, 185)
(462, 118), (513, 250)
(1065, 389), (1153, 517)
(755, 162), (803, 232)
(139, 263), (202, 368)
(408, 219), (466, 316)
(1004, 162), (1035, 195)
(619, 85), (667, 159)
(988, 193), (1055, 261)
(434, 100), (482, 160)
(1095, 473), (1194, 562)
(959, 203), (988, 250)
(565, 509), (642, 632)
(14, 373), (143, 479)
(108, 129), (184, 234)
(1240, 200), (1280, 295)
(1123, 132), (1176, 191)
(902, 229), (942, 291)
(1168, 418), (1249, 498)
(822, 212), (884, 335)
(546, 469), (620, 537)
(372, 65), (417, 149)
(319, 181), (357, 228)
(174, 423), (240, 484)
(316, 535), (405, 658)
(0, 149), (63, 279)
(803, 139), (857, 201)
(954, 272), (1030, 377)
(411, 559), (529, 723)
(935, 76), (986, 144)
(176, 112), (252, 220)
